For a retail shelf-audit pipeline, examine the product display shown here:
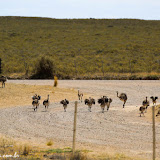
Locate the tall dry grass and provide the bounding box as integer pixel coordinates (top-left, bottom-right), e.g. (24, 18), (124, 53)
(54, 75), (58, 87)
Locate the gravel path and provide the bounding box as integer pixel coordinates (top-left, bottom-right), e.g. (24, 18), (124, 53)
(1, 80), (160, 159)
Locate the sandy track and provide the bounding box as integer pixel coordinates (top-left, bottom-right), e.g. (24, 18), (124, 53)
(2, 80), (160, 159)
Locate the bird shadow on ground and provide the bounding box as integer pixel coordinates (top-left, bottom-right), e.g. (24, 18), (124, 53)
(27, 107), (35, 110)
(137, 114), (145, 117)
(41, 110), (48, 112)
(29, 110), (38, 112)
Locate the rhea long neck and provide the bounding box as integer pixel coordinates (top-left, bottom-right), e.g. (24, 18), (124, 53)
(117, 92), (119, 97)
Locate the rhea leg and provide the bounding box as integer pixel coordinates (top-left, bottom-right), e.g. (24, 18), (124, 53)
(101, 106), (104, 113)
(123, 101), (126, 108)
(64, 105), (67, 112)
(145, 105), (149, 113)
(2, 82), (5, 88)
(107, 105), (109, 111)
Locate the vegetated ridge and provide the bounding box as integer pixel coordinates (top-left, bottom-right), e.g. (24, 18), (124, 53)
(1, 16), (160, 79)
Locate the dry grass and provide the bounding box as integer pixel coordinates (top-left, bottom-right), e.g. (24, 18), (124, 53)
(54, 76), (58, 87)
(91, 153), (142, 160)
(0, 83), (83, 108)
(46, 140), (54, 146)
(70, 152), (88, 160)
(0, 136), (41, 159)
(0, 135), (144, 160)
(91, 72), (160, 77)
(22, 145), (31, 156)
(7, 72), (160, 80)
(77, 72), (160, 80)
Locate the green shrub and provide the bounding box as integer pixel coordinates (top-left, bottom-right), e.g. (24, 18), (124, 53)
(129, 75), (138, 80)
(143, 75), (159, 80)
(31, 57), (55, 79)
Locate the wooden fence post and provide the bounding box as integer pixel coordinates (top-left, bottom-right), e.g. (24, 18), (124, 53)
(72, 101), (78, 156)
(152, 105), (156, 160)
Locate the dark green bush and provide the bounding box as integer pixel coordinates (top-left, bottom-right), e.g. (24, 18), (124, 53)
(129, 75), (138, 80)
(143, 75), (159, 80)
(31, 57), (55, 79)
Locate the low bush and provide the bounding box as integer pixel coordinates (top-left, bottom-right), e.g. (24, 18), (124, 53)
(143, 75), (159, 80)
(31, 57), (55, 79)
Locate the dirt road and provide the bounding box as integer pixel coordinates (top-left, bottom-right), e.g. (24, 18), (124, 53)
(1, 80), (160, 159)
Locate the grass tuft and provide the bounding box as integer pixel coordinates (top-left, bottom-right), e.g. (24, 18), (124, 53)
(46, 140), (53, 146)
(70, 151), (88, 160)
(22, 145), (31, 156)
(54, 76), (58, 87)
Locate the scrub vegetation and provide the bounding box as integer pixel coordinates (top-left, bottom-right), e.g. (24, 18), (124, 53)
(1, 16), (160, 79)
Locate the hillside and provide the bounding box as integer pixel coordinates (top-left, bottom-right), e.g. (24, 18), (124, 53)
(1, 16), (160, 79)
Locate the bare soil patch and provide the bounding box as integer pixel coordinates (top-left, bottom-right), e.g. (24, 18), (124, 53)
(0, 82), (88, 108)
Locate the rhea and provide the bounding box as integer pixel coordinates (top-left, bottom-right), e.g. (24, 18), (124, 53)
(84, 97), (95, 112)
(32, 94), (41, 101)
(116, 91), (127, 108)
(32, 99), (39, 111)
(142, 97), (150, 112)
(43, 95), (50, 111)
(78, 90), (83, 102)
(106, 98), (113, 111)
(60, 99), (69, 112)
(32, 94), (41, 111)
(156, 110), (160, 117)
(150, 96), (158, 105)
(98, 96), (108, 113)
(0, 76), (7, 88)
(139, 105), (146, 117)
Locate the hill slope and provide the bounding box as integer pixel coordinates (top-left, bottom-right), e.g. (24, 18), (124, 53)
(1, 16), (160, 78)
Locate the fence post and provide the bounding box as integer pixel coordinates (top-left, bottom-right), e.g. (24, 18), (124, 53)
(152, 105), (156, 160)
(0, 58), (2, 74)
(72, 101), (78, 156)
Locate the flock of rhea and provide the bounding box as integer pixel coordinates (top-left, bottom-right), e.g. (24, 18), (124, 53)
(31, 90), (160, 117)
(32, 94), (49, 111)
(139, 96), (160, 117)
